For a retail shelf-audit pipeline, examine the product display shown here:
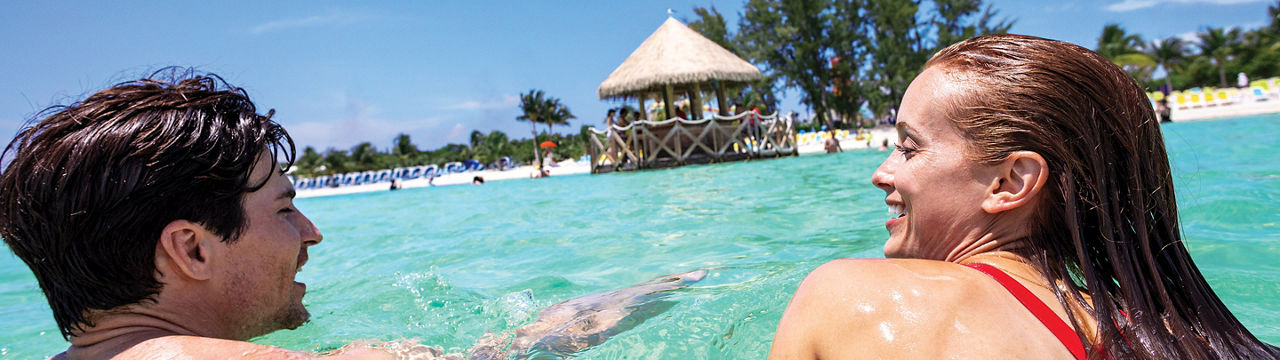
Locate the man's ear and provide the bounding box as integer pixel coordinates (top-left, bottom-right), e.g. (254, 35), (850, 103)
(156, 220), (216, 281)
(981, 151), (1049, 214)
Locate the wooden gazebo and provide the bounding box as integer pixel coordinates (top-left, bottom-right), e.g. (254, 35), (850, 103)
(589, 17), (796, 173)
(598, 17), (763, 119)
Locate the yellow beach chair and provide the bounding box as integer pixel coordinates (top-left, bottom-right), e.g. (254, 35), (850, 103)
(1187, 93), (1204, 108)
(1215, 90), (1232, 105)
(1174, 93), (1189, 110)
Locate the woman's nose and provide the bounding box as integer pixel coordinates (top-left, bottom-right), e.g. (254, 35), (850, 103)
(871, 156), (896, 193)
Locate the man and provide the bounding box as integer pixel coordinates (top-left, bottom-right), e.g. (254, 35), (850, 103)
(0, 72), (708, 359)
(0, 73), (389, 359)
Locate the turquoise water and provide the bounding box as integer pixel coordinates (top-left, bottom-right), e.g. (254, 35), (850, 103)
(1, 115), (1278, 358)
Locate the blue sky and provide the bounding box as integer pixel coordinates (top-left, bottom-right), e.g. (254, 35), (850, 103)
(0, 0), (1271, 151)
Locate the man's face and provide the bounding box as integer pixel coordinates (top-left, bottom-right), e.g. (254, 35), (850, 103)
(218, 151), (323, 339)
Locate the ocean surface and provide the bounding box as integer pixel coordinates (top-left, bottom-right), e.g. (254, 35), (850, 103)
(1, 114), (1277, 358)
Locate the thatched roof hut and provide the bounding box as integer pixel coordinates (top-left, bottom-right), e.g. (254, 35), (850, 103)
(598, 17), (763, 119)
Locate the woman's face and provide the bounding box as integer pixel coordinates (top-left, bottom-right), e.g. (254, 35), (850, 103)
(871, 67), (1000, 260)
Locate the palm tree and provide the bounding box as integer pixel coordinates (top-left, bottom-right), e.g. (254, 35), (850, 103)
(544, 98), (576, 135)
(1198, 27), (1241, 88)
(517, 89), (551, 167)
(1148, 37), (1188, 92)
(1097, 24), (1156, 74)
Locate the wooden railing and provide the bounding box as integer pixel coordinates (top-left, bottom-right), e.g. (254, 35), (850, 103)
(586, 112), (796, 173)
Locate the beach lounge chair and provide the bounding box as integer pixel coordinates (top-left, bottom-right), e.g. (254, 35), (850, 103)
(1204, 91), (1219, 107)
(1188, 93), (1204, 108)
(423, 164), (441, 178)
(444, 162), (465, 174)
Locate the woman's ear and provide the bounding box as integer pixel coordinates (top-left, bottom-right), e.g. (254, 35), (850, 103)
(155, 220), (216, 281)
(982, 151), (1049, 214)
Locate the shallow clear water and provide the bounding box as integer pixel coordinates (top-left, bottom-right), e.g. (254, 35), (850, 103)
(1, 115), (1278, 358)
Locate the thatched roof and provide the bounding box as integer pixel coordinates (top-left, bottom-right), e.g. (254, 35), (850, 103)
(598, 17), (763, 99)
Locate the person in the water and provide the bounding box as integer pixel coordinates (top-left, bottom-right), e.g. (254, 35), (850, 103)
(769, 34), (1280, 359)
(0, 70), (706, 359)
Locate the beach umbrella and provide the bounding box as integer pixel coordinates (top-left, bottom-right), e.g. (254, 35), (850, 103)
(540, 141), (557, 148)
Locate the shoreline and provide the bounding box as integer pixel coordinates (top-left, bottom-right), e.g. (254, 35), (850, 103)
(297, 127), (900, 199)
(296, 161), (593, 198)
(295, 105), (1280, 199)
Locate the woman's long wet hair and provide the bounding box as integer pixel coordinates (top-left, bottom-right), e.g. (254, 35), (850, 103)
(926, 34), (1278, 359)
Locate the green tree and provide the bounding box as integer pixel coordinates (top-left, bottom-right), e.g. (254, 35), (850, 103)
(1197, 27), (1241, 88)
(517, 89), (574, 168)
(687, 5), (780, 114)
(738, 0), (853, 128)
(544, 98), (576, 134)
(391, 133), (419, 167)
(322, 149), (351, 174)
(1097, 23), (1156, 83)
(687, 6), (736, 53)
(296, 146), (323, 176)
(1147, 37), (1188, 92)
(932, 0), (1013, 47)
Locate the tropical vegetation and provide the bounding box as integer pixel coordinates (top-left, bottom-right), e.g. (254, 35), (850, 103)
(290, 89), (587, 178)
(684, 0), (1012, 128)
(1095, 2), (1280, 91)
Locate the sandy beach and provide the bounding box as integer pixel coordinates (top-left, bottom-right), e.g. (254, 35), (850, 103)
(1170, 98), (1280, 122)
(296, 160), (594, 198)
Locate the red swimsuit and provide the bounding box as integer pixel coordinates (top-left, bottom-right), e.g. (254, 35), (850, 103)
(966, 263), (1088, 360)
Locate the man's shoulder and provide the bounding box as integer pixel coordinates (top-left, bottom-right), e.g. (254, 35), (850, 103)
(120, 336), (306, 360)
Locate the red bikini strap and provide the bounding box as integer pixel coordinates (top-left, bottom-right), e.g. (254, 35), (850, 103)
(966, 263), (1088, 360)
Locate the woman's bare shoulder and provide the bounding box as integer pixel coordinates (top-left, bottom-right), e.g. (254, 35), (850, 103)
(771, 258), (1054, 359)
(795, 258), (987, 300)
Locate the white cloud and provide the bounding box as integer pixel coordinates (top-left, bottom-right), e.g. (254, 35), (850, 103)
(1175, 30), (1201, 43)
(442, 95), (520, 111)
(1105, 0), (1159, 12)
(1105, 0), (1264, 11)
(445, 124), (469, 143)
(249, 10), (371, 34)
(1105, 0), (1265, 12)
(285, 95), (449, 150)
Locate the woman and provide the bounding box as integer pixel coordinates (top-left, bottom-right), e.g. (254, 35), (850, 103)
(769, 34), (1279, 359)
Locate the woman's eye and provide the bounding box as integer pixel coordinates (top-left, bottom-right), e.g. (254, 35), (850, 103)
(895, 145), (918, 157)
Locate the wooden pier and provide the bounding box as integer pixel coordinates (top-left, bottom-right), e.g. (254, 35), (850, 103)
(586, 112), (796, 173)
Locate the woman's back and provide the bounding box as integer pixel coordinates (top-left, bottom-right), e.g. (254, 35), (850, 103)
(770, 256), (1091, 359)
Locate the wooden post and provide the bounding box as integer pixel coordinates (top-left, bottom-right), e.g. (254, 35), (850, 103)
(663, 84), (675, 120)
(637, 96), (647, 120)
(691, 82), (704, 120)
(714, 80), (730, 117)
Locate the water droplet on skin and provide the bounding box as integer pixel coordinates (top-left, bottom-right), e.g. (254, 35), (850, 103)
(878, 322), (895, 342)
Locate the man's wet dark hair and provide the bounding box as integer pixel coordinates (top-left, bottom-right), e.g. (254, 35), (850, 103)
(0, 69), (296, 339)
